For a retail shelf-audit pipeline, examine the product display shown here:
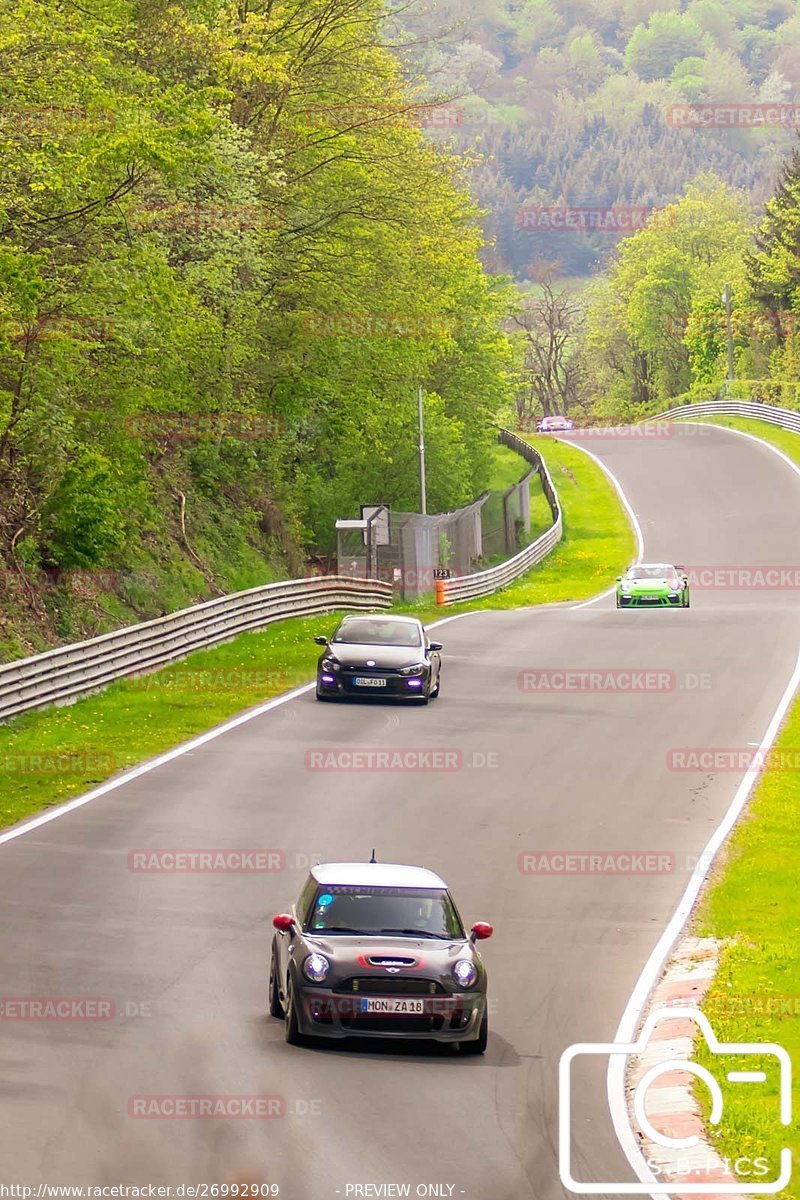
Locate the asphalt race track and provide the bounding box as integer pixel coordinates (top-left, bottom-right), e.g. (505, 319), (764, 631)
(1, 425), (799, 1200)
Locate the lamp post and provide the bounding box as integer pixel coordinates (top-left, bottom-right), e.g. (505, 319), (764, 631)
(418, 385), (427, 515)
(722, 283), (734, 394)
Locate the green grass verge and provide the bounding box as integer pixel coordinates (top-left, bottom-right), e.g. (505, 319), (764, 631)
(0, 434), (634, 832)
(447, 435), (636, 611)
(693, 697), (800, 1193)
(676, 414), (800, 1192)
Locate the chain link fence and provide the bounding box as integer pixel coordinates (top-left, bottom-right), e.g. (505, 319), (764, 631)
(335, 434), (543, 599)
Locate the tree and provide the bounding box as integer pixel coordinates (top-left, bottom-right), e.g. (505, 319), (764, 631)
(624, 12), (708, 80)
(511, 276), (585, 428)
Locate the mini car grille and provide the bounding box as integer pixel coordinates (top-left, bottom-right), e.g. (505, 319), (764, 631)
(333, 977), (446, 996)
(341, 1014), (446, 1034)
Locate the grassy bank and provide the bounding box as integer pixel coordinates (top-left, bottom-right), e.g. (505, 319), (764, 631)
(0, 433), (634, 833)
(693, 695), (800, 1193)
(682, 415), (800, 1193)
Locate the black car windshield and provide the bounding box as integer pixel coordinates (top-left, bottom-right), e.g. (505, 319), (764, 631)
(627, 565), (674, 580)
(305, 885), (464, 939)
(332, 619), (422, 648)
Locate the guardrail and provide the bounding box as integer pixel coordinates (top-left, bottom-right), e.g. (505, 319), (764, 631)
(0, 576), (392, 723)
(649, 399), (800, 433)
(438, 429), (563, 604)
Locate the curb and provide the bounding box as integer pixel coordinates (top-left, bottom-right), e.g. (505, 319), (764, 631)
(626, 936), (748, 1200)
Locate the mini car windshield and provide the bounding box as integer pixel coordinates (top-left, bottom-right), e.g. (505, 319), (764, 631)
(626, 565), (674, 580)
(332, 619), (422, 648)
(306, 885), (464, 939)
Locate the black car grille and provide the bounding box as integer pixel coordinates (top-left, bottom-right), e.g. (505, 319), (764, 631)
(333, 977), (446, 996)
(339, 665), (396, 675)
(341, 1014), (446, 1034)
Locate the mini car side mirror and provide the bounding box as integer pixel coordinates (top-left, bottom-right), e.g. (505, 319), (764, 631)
(616, 576), (622, 582)
(428, 641), (443, 652)
(314, 635), (328, 646)
(273, 913), (295, 933)
(470, 922), (493, 942)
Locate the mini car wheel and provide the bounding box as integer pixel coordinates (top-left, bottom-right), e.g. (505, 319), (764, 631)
(268, 950), (284, 1018)
(430, 675), (441, 699)
(460, 1009), (488, 1055)
(284, 979), (304, 1045)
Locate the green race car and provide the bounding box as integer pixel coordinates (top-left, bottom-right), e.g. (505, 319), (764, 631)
(616, 563), (690, 609)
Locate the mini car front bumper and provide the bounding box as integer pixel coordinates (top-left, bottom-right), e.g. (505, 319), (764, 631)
(294, 986), (486, 1042)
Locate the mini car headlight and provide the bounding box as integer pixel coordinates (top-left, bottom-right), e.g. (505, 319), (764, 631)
(303, 953), (330, 983)
(452, 959), (477, 988)
(399, 664), (426, 677)
(620, 581), (632, 593)
(321, 658), (340, 673)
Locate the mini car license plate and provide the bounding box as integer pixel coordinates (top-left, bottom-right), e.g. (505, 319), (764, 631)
(354, 677), (386, 688)
(360, 997), (424, 1014)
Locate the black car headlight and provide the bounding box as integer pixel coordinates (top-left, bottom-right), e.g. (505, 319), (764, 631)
(452, 959), (477, 988)
(320, 658), (341, 673)
(399, 664), (426, 677)
(302, 953), (331, 983)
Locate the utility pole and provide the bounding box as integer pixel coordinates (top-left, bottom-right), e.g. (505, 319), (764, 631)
(418, 385), (427, 515)
(722, 283), (735, 394)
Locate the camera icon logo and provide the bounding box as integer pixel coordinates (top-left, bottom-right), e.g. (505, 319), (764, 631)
(559, 1007), (792, 1194)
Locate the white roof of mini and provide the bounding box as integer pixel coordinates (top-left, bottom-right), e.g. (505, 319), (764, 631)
(311, 862), (447, 889)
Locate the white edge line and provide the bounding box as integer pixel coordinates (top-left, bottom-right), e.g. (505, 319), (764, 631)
(1, 426), (625, 852)
(560, 438), (645, 609)
(606, 646), (800, 1199)
(605, 415), (800, 1199)
(675, 420), (800, 481)
(0, 429), (694, 850)
(0, 609), (481, 850)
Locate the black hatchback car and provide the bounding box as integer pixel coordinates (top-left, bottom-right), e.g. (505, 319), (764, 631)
(268, 861), (493, 1052)
(314, 615), (442, 703)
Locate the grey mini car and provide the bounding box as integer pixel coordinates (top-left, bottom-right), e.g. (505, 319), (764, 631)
(268, 861), (493, 1053)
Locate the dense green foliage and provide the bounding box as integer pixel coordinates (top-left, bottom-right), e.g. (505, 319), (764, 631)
(400, 0), (800, 278)
(575, 162), (800, 419)
(0, 0), (516, 655)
